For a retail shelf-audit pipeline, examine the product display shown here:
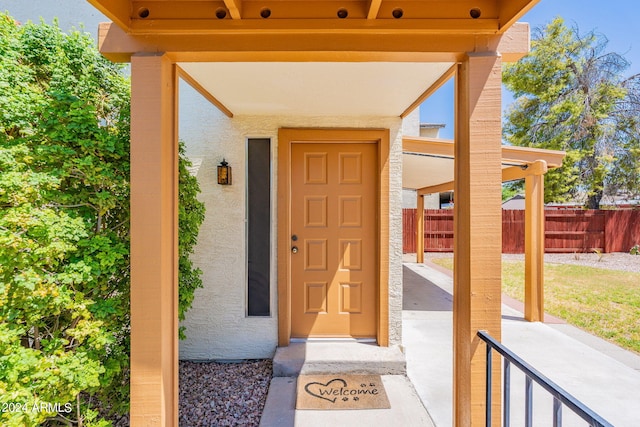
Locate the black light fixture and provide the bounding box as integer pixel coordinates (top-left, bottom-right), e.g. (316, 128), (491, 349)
(217, 159), (232, 185)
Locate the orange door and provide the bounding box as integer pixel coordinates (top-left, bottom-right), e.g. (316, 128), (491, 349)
(290, 142), (377, 338)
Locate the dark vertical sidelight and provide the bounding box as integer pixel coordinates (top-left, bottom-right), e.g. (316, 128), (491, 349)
(247, 138), (271, 316)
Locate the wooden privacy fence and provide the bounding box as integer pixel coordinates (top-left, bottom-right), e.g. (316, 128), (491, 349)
(403, 209), (640, 254)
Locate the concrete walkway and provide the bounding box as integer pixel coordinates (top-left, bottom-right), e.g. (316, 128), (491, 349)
(403, 261), (640, 426)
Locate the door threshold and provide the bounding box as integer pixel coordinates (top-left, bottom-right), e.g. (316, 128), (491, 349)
(290, 337), (377, 344)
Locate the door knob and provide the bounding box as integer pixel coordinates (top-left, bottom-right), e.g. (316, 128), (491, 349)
(291, 246), (298, 254)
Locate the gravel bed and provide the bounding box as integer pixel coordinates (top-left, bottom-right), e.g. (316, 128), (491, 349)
(103, 359), (272, 426)
(179, 359), (272, 427)
(427, 252), (640, 273)
(504, 252), (640, 273)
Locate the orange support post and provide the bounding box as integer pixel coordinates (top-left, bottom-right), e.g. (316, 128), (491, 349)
(453, 53), (503, 426)
(130, 54), (179, 426)
(524, 169), (546, 321)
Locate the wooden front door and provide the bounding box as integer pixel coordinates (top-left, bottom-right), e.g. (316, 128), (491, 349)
(290, 142), (377, 338)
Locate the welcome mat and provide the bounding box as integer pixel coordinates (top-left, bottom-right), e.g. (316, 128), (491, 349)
(296, 375), (390, 410)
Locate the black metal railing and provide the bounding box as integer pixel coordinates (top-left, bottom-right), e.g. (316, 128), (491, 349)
(477, 330), (614, 427)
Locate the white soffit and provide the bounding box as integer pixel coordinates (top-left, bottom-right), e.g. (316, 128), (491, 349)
(402, 154), (534, 191)
(178, 62), (454, 116)
(402, 153), (454, 190)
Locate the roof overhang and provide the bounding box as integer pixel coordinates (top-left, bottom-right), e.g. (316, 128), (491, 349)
(91, 0), (535, 117)
(88, 0), (539, 35)
(96, 18), (530, 117)
(402, 136), (566, 193)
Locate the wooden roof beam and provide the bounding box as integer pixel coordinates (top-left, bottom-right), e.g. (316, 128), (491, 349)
(418, 181), (454, 196)
(401, 63), (457, 118)
(501, 146), (565, 169)
(366, 0), (383, 19)
(501, 160), (548, 182)
(126, 17), (501, 35)
(403, 137), (455, 158)
(176, 66), (234, 117)
(98, 21), (530, 63)
(498, 0), (540, 33)
(223, 0), (243, 19)
(86, 0), (131, 30)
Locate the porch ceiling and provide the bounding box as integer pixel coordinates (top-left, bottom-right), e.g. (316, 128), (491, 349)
(178, 61), (453, 116)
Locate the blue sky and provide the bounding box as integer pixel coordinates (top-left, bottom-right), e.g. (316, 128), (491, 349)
(420, 0), (640, 139)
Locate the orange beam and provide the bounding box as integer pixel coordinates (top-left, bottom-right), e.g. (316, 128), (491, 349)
(98, 21), (531, 63)
(86, 0), (131, 30)
(403, 137), (456, 157)
(366, 0), (383, 19)
(498, 0), (540, 33)
(176, 66), (234, 117)
(129, 17), (500, 35)
(223, 0), (243, 19)
(401, 63), (457, 118)
(501, 146), (564, 169)
(418, 181), (454, 196)
(501, 160), (548, 182)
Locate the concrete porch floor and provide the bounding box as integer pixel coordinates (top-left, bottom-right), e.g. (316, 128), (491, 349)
(260, 259), (640, 426)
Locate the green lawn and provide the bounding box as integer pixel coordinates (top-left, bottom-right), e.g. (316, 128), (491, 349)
(430, 258), (640, 354)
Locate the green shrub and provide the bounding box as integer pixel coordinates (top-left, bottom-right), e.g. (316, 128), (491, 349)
(0, 14), (204, 426)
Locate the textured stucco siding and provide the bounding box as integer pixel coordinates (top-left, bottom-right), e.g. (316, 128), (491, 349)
(179, 96), (404, 359)
(387, 119), (404, 347)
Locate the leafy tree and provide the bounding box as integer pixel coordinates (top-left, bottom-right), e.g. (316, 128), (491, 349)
(0, 14), (204, 426)
(501, 183), (521, 202)
(503, 17), (640, 208)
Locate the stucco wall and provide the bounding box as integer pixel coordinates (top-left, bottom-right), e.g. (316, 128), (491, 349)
(178, 94), (404, 359)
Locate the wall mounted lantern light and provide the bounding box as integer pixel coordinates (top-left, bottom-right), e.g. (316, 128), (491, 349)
(217, 159), (232, 185)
